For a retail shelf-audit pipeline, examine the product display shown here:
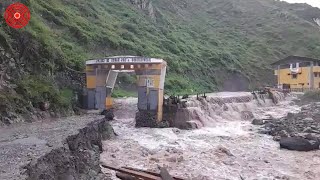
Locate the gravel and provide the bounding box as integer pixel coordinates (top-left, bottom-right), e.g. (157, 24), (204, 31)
(259, 102), (320, 143)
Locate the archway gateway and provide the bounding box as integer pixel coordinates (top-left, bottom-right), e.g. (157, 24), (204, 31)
(85, 56), (167, 126)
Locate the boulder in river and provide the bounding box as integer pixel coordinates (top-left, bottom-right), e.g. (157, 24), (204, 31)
(39, 101), (50, 111)
(252, 119), (265, 125)
(287, 112), (295, 119)
(241, 111), (254, 120)
(101, 109), (115, 121)
(273, 129), (291, 141)
(280, 137), (320, 151)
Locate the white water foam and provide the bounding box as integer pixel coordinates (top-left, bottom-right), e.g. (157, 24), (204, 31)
(101, 93), (319, 180)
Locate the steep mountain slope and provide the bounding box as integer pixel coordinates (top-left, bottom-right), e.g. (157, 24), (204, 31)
(0, 0), (320, 123)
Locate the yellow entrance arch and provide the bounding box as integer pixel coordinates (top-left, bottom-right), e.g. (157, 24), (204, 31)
(85, 56), (167, 125)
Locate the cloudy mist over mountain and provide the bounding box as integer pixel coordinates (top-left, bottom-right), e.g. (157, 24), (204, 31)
(282, 0), (320, 8)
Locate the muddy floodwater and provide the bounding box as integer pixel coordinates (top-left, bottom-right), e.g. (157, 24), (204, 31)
(101, 95), (320, 180)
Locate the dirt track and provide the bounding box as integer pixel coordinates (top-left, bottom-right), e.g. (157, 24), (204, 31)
(0, 114), (103, 180)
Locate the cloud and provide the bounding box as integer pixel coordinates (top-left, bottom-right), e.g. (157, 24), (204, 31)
(282, 0), (320, 8)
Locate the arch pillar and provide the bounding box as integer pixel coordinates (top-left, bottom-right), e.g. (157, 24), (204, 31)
(135, 62), (167, 127)
(85, 57), (167, 127)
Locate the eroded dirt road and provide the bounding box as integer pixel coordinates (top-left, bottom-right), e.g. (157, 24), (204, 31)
(0, 114), (103, 180)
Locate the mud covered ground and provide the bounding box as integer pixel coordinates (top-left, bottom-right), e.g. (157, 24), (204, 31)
(0, 113), (104, 180)
(101, 96), (320, 180)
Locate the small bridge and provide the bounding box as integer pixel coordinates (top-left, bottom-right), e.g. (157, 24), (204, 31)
(85, 56), (167, 126)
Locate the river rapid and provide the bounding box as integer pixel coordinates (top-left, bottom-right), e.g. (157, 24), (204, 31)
(101, 93), (320, 180)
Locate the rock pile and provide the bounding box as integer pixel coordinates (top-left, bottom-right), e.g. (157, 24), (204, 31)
(256, 102), (320, 151)
(135, 110), (169, 128)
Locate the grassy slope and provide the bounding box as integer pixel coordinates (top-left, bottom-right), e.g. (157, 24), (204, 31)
(20, 0), (320, 91)
(0, 0), (320, 120)
(22, 0), (320, 93)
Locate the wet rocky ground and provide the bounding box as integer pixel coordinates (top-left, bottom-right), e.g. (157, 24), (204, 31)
(256, 102), (320, 151)
(0, 113), (112, 180)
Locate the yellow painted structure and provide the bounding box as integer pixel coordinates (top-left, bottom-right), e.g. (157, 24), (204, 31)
(85, 56), (167, 123)
(272, 56), (320, 90)
(86, 76), (96, 89)
(105, 96), (113, 109)
(274, 67), (309, 89)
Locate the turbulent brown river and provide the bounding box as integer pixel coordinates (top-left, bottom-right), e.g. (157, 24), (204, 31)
(100, 93), (320, 180)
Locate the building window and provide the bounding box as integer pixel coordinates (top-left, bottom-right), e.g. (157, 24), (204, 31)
(292, 74), (297, 79)
(315, 72), (318, 77)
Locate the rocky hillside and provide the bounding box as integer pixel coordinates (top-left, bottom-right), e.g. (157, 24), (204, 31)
(0, 0), (320, 124)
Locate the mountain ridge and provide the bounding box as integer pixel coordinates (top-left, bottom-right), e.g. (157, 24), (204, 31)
(0, 0), (320, 124)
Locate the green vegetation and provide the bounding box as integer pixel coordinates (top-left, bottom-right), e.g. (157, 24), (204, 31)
(112, 87), (137, 98)
(10, 0), (320, 92)
(16, 76), (73, 110)
(1, 0), (320, 119)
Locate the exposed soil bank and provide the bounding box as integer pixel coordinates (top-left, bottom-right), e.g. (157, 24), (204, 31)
(0, 114), (114, 180)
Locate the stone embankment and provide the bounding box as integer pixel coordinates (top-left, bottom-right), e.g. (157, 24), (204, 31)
(0, 115), (115, 180)
(165, 91), (285, 129)
(256, 102), (320, 151)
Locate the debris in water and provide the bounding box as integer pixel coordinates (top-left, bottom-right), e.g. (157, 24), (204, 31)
(101, 163), (184, 180)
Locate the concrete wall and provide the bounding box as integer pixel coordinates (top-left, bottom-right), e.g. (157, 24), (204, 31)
(276, 67), (310, 88)
(312, 66), (320, 88)
(274, 60), (320, 89)
(85, 57), (167, 124)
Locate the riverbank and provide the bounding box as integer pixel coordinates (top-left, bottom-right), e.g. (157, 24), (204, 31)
(0, 114), (114, 180)
(257, 102), (320, 151)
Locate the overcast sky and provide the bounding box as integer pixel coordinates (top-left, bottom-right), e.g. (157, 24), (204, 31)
(282, 0), (320, 8)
